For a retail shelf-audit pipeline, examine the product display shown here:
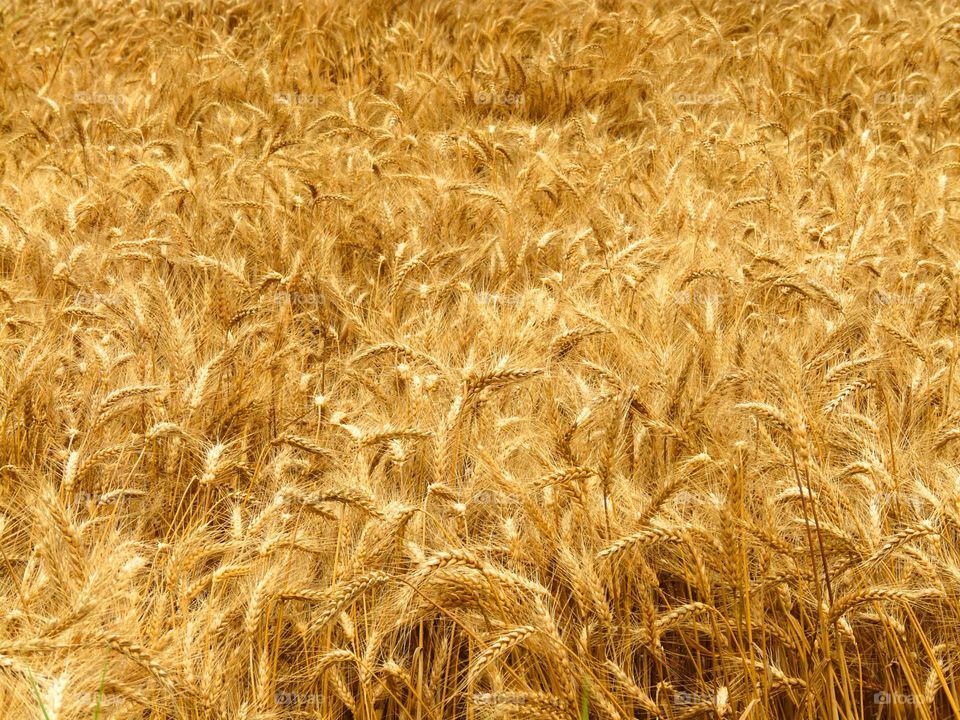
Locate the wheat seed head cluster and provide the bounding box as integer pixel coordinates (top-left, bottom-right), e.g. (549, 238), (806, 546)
(2, 0), (960, 718)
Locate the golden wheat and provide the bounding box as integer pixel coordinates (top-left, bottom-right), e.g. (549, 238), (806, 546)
(3, 0), (960, 718)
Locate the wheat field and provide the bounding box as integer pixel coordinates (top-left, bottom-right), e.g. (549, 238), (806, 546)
(2, 0), (960, 718)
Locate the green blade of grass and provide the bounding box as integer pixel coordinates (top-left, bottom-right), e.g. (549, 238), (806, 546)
(93, 663), (108, 720)
(25, 665), (50, 720)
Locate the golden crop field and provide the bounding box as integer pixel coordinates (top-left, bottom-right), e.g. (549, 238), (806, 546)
(2, 0), (960, 717)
